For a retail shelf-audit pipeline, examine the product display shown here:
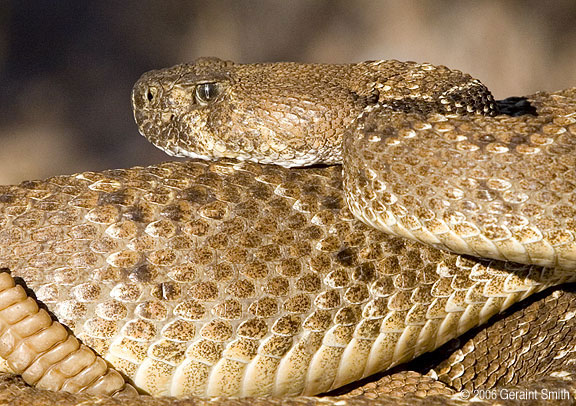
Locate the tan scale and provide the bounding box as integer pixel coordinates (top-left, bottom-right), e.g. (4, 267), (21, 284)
(132, 58), (576, 270)
(0, 57), (574, 401)
(344, 94), (576, 270)
(0, 158), (575, 397)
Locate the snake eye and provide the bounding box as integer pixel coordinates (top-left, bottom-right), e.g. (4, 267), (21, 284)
(195, 82), (220, 105)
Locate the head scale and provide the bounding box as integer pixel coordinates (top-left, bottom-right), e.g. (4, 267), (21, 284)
(131, 57), (362, 167)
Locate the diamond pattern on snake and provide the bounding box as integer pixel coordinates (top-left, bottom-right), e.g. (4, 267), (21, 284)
(0, 57), (574, 400)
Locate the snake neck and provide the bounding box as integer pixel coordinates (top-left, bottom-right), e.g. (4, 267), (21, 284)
(131, 58), (496, 167)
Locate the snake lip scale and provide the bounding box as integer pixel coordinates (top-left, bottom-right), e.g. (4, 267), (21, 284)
(0, 57), (574, 402)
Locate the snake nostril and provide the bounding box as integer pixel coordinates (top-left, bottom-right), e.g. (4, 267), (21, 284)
(145, 85), (159, 103)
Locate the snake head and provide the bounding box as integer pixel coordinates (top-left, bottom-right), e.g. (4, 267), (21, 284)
(131, 58), (237, 161)
(132, 57), (364, 167)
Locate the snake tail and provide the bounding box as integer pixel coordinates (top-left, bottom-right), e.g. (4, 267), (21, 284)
(0, 271), (138, 397)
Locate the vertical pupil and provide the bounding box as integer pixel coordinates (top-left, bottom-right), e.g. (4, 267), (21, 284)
(196, 83), (218, 103)
(200, 83), (216, 101)
(203, 84), (211, 99)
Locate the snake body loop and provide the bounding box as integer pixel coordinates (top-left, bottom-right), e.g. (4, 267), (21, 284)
(133, 58), (576, 270)
(0, 58), (574, 400)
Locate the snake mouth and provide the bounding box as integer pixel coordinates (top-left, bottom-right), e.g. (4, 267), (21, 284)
(131, 102), (218, 162)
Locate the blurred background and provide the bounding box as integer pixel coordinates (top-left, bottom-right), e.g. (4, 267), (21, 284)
(0, 0), (575, 184)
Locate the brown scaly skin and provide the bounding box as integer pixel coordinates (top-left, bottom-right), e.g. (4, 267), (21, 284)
(132, 58), (496, 167)
(3, 159), (573, 398)
(0, 272), (137, 397)
(0, 284), (575, 405)
(0, 54), (574, 403)
(344, 87), (576, 270)
(133, 58), (576, 271)
(0, 153), (575, 401)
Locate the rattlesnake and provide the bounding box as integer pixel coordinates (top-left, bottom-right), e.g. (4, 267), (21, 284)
(0, 58), (574, 404)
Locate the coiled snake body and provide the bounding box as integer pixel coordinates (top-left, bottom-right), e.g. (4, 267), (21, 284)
(0, 58), (575, 403)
